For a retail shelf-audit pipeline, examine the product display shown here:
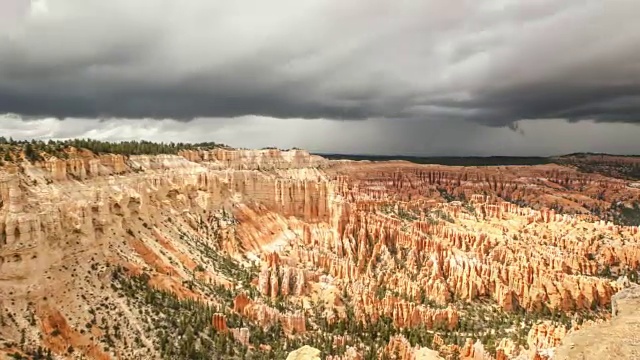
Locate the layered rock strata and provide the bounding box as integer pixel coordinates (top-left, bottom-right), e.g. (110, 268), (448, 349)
(1, 149), (639, 359)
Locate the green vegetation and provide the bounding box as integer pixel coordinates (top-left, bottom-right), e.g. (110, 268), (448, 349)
(449, 299), (610, 354)
(437, 188), (460, 202)
(606, 202), (640, 226)
(319, 153), (640, 179)
(318, 152), (640, 187)
(178, 229), (256, 287)
(111, 266), (417, 359)
(431, 209), (455, 223)
(4, 344), (54, 359)
(0, 137), (230, 163)
(554, 154), (640, 180)
(305, 298), (454, 359)
(380, 204), (455, 224)
(112, 267), (255, 359)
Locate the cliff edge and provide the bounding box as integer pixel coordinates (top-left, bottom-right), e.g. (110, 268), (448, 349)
(554, 284), (640, 359)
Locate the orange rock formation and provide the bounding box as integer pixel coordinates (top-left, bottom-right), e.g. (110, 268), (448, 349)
(2, 148), (639, 359)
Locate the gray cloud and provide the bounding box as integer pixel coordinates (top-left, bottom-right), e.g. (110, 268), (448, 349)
(0, 0), (639, 125)
(3, 115), (640, 156)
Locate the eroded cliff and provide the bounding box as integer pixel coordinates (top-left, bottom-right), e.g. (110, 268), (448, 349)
(1, 145), (639, 359)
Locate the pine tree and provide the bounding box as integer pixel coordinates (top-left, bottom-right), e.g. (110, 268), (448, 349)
(24, 143), (39, 162)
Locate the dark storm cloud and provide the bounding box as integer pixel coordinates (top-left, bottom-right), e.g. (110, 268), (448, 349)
(3, 116), (640, 156)
(1, 0), (639, 124)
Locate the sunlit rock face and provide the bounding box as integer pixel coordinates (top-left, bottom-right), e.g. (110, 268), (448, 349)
(1, 148), (639, 359)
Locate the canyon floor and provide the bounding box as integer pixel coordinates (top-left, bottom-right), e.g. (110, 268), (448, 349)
(1, 144), (640, 359)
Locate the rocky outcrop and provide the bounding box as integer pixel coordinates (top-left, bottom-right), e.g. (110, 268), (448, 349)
(179, 148), (328, 170)
(2, 147), (640, 359)
(553, 285), (640, 359)
(287, 345), (321, 360)
(325, 347), (363, 360)
(234, 293), (252, 313)
(234, 295), (307, 334)
(382, 335), (444, 360)
(495, 339), (522, 360)
(212, 313), (228, 332)
(328, 161), (638, 215)
(36, 304), (111, 360)
(0, 153), (335, 279)
(525, 321), (568, 357)
(258, 252), (307, 298)
(343, 288), (459, 330)
(231, 327), (251, 345)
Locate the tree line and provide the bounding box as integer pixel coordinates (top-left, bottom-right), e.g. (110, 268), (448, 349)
(0, 137), (230, 163)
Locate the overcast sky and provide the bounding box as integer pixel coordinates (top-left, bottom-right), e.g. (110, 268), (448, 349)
(1, 0), (639, 155)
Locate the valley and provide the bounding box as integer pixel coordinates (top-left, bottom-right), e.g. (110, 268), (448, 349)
(1, 142), (639, 359)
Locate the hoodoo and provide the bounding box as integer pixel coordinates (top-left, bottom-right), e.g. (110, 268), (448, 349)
(1, 142), (639, 359)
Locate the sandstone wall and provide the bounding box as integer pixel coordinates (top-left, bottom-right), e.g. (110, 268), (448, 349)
(0, 150), (334, 281)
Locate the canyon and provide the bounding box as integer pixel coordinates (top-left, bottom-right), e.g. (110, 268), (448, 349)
(1, 144), (639, 359)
